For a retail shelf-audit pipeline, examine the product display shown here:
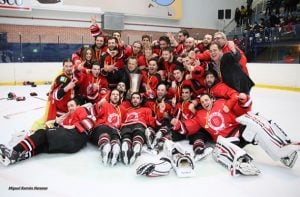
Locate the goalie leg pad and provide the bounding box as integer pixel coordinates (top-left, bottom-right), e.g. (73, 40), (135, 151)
(236, 112), (300, 162)
(213, 136), (260, 176)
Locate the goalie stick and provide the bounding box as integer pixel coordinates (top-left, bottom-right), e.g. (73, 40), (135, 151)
(194, 147), (213, 162)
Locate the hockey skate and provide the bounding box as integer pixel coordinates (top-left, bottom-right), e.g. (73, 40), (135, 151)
(280, 151), (298, 168)
(0, 144), (29, 166)
(110, 143), (121, 166)
(152, 126), (170, 149)
(151, 131), (163, 149)
(143, 128), (159, 155)
(99, 143), (111, 166)
(121, 141), (132, 165)
(163, 140), (195, 178)
(233, 155), (261, 176)
(145, 127), (155, 149)
(130, 143), (142, 165)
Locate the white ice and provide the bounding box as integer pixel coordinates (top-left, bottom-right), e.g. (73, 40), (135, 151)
(0, 85), (299, 197)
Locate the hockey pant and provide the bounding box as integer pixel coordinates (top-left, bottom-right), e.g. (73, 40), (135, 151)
(46, 127), (88, 153)
(90, 125), (120, 147)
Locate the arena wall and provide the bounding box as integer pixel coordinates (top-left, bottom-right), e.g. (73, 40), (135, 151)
(0, 62), (299, 92)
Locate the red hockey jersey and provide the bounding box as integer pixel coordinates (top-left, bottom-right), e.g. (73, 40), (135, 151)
(122, 106), (156, 128)
(62, 107), (94, 133)
(94, 102), (126, 129)
(176, 99), (240, 141)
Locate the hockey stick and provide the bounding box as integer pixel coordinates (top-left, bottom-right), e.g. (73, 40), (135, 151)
(3, 106), (45, 119)
(142, 146), (159, 155)
(0, 97), (7, 100)
(31, 96), (47, 101)
(194, 147), (213, 162)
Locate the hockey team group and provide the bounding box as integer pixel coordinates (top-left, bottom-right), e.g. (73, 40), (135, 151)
(0, 21), (299, 178)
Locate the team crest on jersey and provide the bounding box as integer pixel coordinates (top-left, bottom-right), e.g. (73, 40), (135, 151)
(125, 112), (139, 123)
(108, 113), (120, 127)
(208, 111), (225, 133)
(87, 84), (97, 94)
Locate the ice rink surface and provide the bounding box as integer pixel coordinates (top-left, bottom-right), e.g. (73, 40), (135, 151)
(0, 85), (299, 197)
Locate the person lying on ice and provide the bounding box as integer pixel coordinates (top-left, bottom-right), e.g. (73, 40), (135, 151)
(0, 99), (94, 166)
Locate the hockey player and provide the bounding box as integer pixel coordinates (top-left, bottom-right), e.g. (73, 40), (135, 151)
(31, 58), (79, 132)
(204, 69), (252, 116)
(0, 99), (94, 166)
(204, 69), (241, 113)
(140, 57), (162, 99)
(47, 59), (78, 119)
(144, 83), (172, 150)
(167, 65), (203, 101)
(159, 47), (180, 83)
(203, 69), (252, 116)
(171, 86), (197, 136)
(76, 63), (109, 104)
(171, 93), (251, 161)
(100, 41), (125, 90)
(170, 87), (213, 161)
(89, 89), (126, 166)
(173, 94), (300, 174)
(120, 92), (156, 165)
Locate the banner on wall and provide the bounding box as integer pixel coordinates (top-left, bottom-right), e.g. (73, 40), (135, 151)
(63, 0), (182, 20)
(0, 0), (32, 11)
